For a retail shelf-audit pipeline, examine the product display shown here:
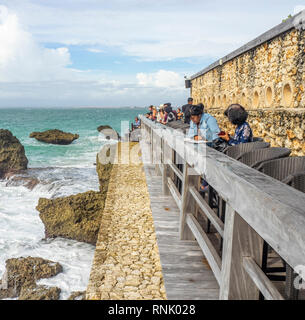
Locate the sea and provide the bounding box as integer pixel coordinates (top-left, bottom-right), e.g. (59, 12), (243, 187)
(0, 107), (145, 299)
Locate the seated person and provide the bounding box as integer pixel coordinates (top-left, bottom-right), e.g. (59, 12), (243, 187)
(176, 108), (183, 121)
(187, 104), (220, 192)
(187, 104), (220, 141)
(219, 104), (253, 145)
(133, 117), (141, 129)
(162, 104), (176, 124)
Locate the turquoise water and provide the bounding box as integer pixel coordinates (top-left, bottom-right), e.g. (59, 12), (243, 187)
(0, 107), (145, 299)
(0, 107), (145, 167)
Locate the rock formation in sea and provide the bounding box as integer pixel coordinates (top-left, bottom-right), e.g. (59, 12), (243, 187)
(67, 291), (86, 300)
(36, 144), (114, 245)
(0, 129), (28, 179)
(0, 257), (63, 300)
(37, 191), (108, 245)
(19, 284), (61, 300)
(29, 129), (79, 145)
(5, 174), (40, 190)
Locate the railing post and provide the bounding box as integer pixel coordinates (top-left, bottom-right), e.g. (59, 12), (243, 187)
(161, 138), (170, 195)
(219, 204), (264, 300)
(150, 127), (154, 164)
(179, 163), (199, 240)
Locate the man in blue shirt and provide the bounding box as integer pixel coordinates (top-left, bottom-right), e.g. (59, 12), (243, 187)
(187, 104), (220, 142)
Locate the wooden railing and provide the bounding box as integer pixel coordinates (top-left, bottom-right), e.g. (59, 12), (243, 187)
(139, 115), (305, 300)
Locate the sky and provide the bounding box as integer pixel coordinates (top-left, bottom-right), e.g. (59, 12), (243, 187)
(0, 1), (304, 108)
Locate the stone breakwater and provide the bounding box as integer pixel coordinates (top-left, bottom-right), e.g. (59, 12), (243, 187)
(86, 142), (166, 300)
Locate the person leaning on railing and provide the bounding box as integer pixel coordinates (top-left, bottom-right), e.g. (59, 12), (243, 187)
(219, 104), (253, 145)
(187, 104), (220, 141)
(187, 104), (221, 192)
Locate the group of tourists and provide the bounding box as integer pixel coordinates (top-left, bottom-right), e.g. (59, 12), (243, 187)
(143, 97), (253, 148)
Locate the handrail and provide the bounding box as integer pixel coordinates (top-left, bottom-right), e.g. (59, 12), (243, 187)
(140, 115), (305, 270)
(140, 115), (305, 300)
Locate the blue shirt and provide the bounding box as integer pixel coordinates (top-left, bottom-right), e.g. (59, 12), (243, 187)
(228, 122), (253, 146)
(187, 113), (220, 142)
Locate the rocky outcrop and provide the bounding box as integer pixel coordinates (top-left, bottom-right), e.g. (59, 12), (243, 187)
(0, 129), (28, 179)
(5, 174), (40, 190)
(97, 125), (113, 132)
(37, 191), (108, 245)
(36, 144), (114, 245)
(68, 291), (86, 300)
(29, 129), (79, 145)
(0, 257), (63, 299)
(19, 284), (61, 300)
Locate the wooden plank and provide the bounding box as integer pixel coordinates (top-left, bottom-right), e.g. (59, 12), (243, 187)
(189, 185), (224, 237)
(167, 177), (182, 210)
(186, 214), (222, 284)
(219, 205), (264, 300)
(140, 115), (305, 273)
(242, 257), (284, 300)
(168, 163), (183, 181)
(139, 146), (219, 300)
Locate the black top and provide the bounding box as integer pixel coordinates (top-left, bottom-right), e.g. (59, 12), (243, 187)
(182, 104), (192, 124)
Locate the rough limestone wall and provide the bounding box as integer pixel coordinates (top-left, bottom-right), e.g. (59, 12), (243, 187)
(86, 142), (166, 300)
(191, 28), (305, 155)
(209, 108), (305, 156)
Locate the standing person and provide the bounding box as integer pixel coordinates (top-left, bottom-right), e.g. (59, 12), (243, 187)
(182, 97), (193, 124)
(187, 104), (220, 141)
(219, 104), (253, 145)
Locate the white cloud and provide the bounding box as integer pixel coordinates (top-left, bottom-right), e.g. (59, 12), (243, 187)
(137, 70), (183, 88)
(1, 1), (286, 62)
(0, 5), (73, 82)
(0, 6), (188, 107)
(87, 48), (104, 53)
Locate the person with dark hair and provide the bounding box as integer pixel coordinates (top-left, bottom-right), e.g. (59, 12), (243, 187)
(182, 97), (193, 124)
(162, 103), (176, 124)
(219, 104), (253, 145)
(187, 104), (220, 141)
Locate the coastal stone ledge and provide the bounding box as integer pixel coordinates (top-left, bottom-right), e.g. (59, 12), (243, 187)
(86, 142), (166, 300)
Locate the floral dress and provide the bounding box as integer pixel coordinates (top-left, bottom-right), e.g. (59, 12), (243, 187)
(228, 122), (253, 146)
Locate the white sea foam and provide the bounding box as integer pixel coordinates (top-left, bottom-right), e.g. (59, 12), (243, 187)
(0, 163), (99, 300)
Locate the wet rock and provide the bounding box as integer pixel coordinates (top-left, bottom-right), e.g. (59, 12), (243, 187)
(19, 284), (61, 300)
(37, 191), (108, 245)
(0, 257), (63, 299)
(29, 129), (79, 145)
(97, 125), (113, 132)
(67, 291), (86, 300)
(36, 144), (113, 244)
(0, 129), (28, 179)
(5, 174), (40, 190)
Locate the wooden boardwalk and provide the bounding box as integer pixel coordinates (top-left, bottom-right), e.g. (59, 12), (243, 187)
(140, 140), (219, 300)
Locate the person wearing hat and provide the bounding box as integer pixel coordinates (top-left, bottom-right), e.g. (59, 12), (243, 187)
(182, 97), (194, 124)
(187, 104), (220, 141)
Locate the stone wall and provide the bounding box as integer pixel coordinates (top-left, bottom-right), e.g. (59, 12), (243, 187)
(208, 108), (305, 156)
(190, 21), (305, 155)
